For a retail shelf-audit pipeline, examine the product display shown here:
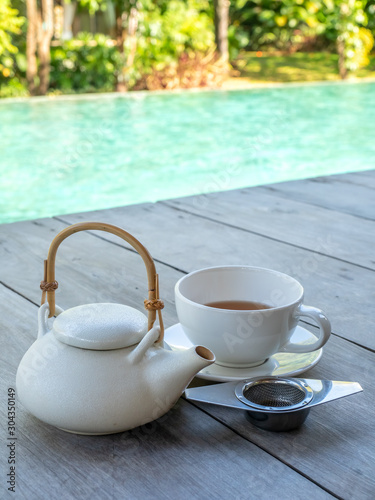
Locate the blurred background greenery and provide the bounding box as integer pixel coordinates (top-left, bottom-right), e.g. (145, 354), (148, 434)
(1, 0), (375, 97)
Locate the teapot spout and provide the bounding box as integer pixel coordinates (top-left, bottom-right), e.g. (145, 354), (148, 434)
(156, 345), (215, 399)
(126, 343), (215, 429)
(187, 345), (216, 374)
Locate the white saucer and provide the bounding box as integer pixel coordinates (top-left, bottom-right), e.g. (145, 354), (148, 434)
(164, 323), (323, 382)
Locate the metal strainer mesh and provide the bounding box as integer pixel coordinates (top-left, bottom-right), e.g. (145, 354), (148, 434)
(243, 382), (306, 408)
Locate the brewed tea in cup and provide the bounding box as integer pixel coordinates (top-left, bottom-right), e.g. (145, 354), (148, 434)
(174, 266), (331, 368)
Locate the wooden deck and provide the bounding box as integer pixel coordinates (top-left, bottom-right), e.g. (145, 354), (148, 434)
(1, 170), (374, 499)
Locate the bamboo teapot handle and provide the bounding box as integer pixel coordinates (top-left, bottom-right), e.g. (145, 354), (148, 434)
(40, 222), (164, 343)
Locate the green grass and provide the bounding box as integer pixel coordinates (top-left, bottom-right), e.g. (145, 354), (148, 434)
(231, 51), (375, 83)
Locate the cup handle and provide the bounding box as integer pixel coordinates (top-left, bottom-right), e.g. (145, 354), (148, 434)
(279, 304), (331, 353)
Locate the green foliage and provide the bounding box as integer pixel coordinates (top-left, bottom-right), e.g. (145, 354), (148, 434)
(320, 0), (374, 72)
(0, 0), (25, 87)
(1, 0), (374, 97)
(231, 0), (374, 73)
(49, 33), (122, 93)
(0, 0), (24, 57)
(123, 0), (217, 89)
(56, 0), (218, 91)
(78, 0), (107, 15)
(0, 77), (27, 97)
(365, 0), (375, 31)
(228, 24), (250, 61)
(236, 51), (355, 81)
(231, 0), (325, 51)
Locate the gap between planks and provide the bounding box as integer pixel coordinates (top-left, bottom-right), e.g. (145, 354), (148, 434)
(44, 218), (375, 356)
(260, 183), (375, 222)
(185, 399), (342, 500)
(159, 202), (375, 274)
(1, 282), (337, 499)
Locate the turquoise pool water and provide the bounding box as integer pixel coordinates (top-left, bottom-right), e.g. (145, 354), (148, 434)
(1, 81), (374, 224)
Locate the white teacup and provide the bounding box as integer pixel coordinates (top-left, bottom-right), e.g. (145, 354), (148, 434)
(174, 266), (331, 368)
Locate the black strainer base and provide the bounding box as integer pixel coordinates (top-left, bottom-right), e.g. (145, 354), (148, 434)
(245, 407), (310, 432)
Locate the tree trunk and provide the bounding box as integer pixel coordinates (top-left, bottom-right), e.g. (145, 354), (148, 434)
(115, 5), (127, 92)
(26, 0), (38, 95)
(213, 0), (230, 63)
(62, 0), (76, 41)
(37, 0), (54, 95)
(126, 6), (138, 68)
(337, 38), (347, 79)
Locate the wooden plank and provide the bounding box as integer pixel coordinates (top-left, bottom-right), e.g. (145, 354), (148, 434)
(189, 325), (375, 500)
(1, 250), (373, 499)
(1, 211), (372, 498)
(162, 187), (375, 270)
(260, 174), (375, 220)
(0, 217), (183, 329)
(327, 170), (375, 189)
(0, 286), (333, 500)
(56, 202), (375, 350)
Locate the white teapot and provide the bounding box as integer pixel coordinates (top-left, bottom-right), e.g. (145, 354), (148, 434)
(16, 222), (214, 435)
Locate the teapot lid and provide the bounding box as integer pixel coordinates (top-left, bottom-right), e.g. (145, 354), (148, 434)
(53, 303), (148, 350)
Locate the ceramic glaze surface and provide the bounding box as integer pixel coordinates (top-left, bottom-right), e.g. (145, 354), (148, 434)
(52, 303), (148, 350)
(16, 306), (215, 434)
(165, 324), (324, 381)
(175, 266), (331, 368)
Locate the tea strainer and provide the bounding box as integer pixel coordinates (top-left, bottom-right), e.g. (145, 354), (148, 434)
(185, 376), (362, 432)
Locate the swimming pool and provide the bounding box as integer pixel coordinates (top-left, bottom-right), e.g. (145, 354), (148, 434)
(1, 81), (374, 224)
